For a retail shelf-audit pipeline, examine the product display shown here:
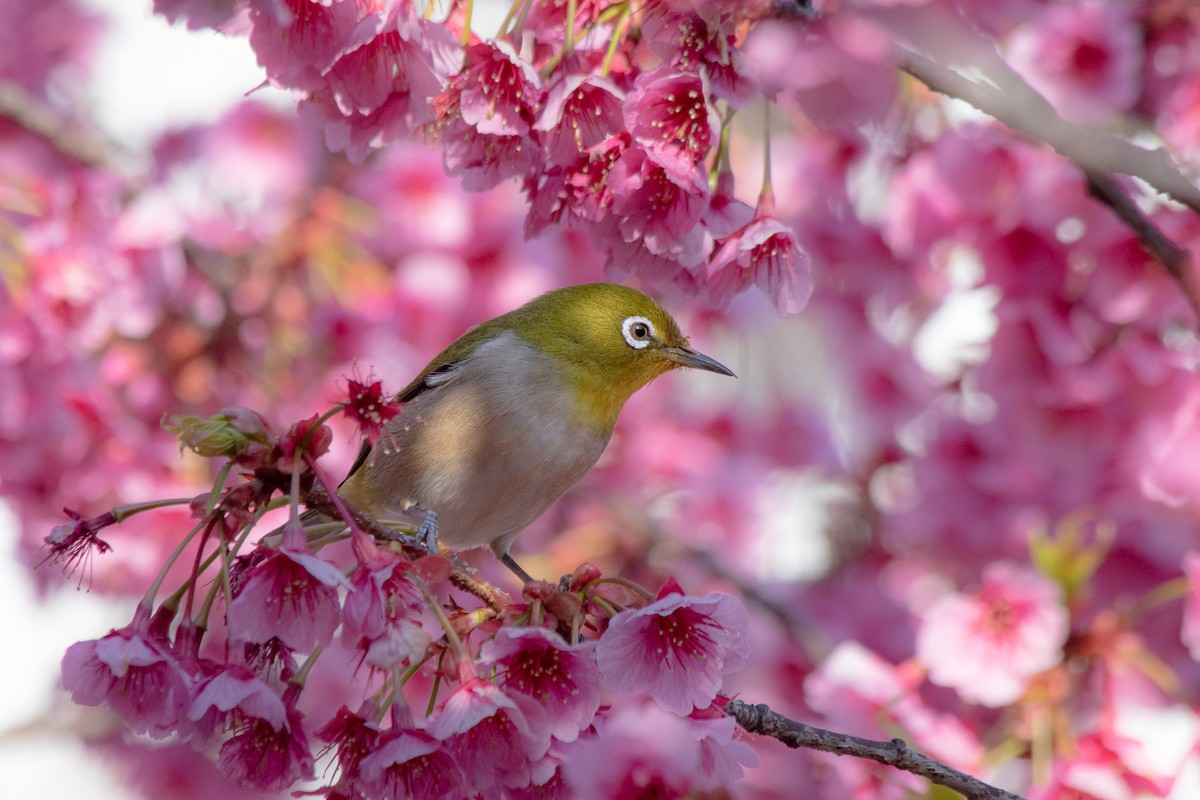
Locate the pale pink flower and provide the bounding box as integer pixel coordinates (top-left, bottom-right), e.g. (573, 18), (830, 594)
(806, 642), (984, 793)
(917, 562), (1068, 706)
(187, 665), (287, 741)
(1006, 0), (1142, 125)
(227, 524), (351, 653)
(595, 589), (750, 715)
(482, 627), (601, 743)
(60, 603), (191, 739)
(430, 666), (553, 793)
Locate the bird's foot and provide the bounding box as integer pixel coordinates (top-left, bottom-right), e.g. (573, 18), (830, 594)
(416, 510), (440, 554)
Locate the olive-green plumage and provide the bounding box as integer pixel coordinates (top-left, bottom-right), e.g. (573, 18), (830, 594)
(337, 283), (734, 581)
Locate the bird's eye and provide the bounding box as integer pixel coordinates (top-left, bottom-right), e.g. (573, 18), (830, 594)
(622, 315), (655, 350)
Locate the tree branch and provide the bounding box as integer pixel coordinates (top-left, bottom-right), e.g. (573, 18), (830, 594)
(901, 50), (1200, 323)
(301, 484), (515, 610)
(725, 700), (1026, 800)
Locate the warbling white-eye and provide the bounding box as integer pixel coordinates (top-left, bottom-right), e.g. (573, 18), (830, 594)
(334, 283), (734, 583)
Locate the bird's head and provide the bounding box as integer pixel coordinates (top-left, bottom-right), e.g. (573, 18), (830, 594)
(506, 283), (735, 425)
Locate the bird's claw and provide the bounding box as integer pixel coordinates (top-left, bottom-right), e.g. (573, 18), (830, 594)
(417, 510), (439, 554)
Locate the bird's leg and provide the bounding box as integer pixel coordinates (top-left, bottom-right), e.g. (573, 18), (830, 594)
(416, 509), (440, 553)
(500, 553), (535, 584)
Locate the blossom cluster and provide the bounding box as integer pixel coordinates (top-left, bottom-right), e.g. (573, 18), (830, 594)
(8, 0), (1200, 797)
(52, 410), (754, 796)
(158, 0), (812, 315)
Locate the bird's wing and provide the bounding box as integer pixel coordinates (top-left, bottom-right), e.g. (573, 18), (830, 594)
(341, 319), (507, 482)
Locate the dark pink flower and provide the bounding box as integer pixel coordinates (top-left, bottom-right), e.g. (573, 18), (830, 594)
(609, 145), (709, 266)
(217, 688), (315, 792)
(706, 207), (812, 314)
(441, 117), (540, 191)
(641, 8), (758, 108)
(342, 367), (402, 444)
(595, 590), (750, 715)
(623, 67), (718, 183)
(458, 40), (541, 136)
(1006, 0), (1142, 125)
(482, 627), (601, 743)
(227, 524), (350, 652)
(315, 704), (382, 797)
(357, 726), (463, 800)
(40, 506), (114, 579)
(535, 74), (625, 167)
(526, 131), (629, 236)
(322, 2), (448, 117)
(247, 0), (361, 92)
(61, 603), (191, 739)
(917, 562), (1068, 706)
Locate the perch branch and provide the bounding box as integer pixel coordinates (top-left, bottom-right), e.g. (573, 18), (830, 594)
(725, 700), (1025, 800)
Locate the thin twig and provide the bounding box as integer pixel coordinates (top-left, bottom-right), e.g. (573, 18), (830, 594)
(725, 700), (1026, 800)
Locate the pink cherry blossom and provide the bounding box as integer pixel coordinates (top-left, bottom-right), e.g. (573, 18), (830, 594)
(917, 562), (1069, 706)
(481, 626), (601, 743)
(623, 67), (719, 184)
(217, 688), (315, 792)
(60, 603), (191, 739)
(247, 0), (361, 92)
(561, 699), (755, 799)
(609, 145), (709, 266)
(357, 726), (463, 800)
(535, 74), (625, 167)
(641, 7), (758, 108)
(456, 40), (541, 137)
(706, 206), (812, 315)
(596, 589), (750, 715)
(431, 669), (553, 792)
(187, 665), (288, 741)
(227, 525), (351, 653)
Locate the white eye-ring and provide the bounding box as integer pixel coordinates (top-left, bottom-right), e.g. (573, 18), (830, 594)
(622, 315), (655, 349)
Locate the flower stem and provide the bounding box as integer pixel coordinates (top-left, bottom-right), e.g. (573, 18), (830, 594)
(111, 496), (195, 523)
(600, 3), (631, 79)
(564, 0), (576, 54)
(291, 644), (324, 686)
(460, 0), (474, 46)
(760, 99), (774, 201)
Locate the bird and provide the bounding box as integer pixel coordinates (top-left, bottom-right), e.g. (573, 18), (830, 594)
(332, 282), (735, 583)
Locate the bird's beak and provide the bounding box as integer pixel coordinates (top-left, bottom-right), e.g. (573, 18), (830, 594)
(663, 346), (736, 377)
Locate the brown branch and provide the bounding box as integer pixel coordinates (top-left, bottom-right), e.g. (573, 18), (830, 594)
(725, 700), (1025, 800)
(301, 484), (514, 611)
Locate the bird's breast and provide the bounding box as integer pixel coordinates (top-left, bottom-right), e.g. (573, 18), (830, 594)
(344, 332), (614, 551)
